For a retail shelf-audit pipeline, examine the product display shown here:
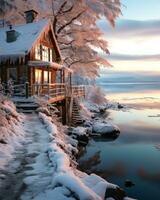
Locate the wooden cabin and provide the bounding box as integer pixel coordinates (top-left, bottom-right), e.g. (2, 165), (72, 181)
(0, 10), (85, 125)
(0, 10), (63, 88)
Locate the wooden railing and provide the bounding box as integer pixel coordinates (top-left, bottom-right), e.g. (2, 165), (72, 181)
(32, 84), (85, 99)
(3, 83), (26, 97)
(31, 83), (65, 98)
(49, 83), (66, 98)
(71, 85), (85, 97)
(7, 82), (85, 101)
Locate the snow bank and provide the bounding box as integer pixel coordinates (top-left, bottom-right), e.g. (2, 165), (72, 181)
(83, 100), (127, 114)
(37, 112), (123, 200)
(0, 97), (24, 170)
(79, 102), (93, 119)
(83, 101), (105, 113)
(68, 126), (89, 136)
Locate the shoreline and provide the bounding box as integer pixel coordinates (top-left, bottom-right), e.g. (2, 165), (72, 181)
(0, 98), (134, 200)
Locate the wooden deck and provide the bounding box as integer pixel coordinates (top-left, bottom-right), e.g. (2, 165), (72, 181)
(48, 95), (65, 103)
(12, 83), (85, 103)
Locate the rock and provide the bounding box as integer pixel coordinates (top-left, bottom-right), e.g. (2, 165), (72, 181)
(68, 126), (89, 146)
(68, 127), (75, 135)
(0, 174), (6, 180)
(83, 120), (93, 127)
(105, 187), (126, 200)
(118, 103), (124, 109)
(92, 121), (120, 138)
(69, 126), (89, 136)
(99, 107), (106, 113)
(77, 134), (89, 146)
(0, 139), (7, 144)
(125, 180), (135, 187)
(91, 114), (96, 119)
(83, 122), (93, 135)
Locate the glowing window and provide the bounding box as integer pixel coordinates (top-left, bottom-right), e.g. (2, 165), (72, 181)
(35, 44), (53, 62)
(35, 69), (42, 83)
(35, 45), (41, 60)
(44, 71), (51, 83)
(49, 49), (53, 62)
(42, 45), (49, 62)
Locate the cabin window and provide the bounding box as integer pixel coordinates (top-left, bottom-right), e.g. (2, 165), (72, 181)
(35, 69), (42, 83)
(7, 68), (17, 82)
(35, 45), (41, 60)
(44, 71), (51, 83)
(42, 45), (49, 62)
(49, 49), (53, 62)
(35, 44), (53, 62)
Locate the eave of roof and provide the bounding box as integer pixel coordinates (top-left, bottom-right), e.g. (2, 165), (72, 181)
(28, 60), (62, 70)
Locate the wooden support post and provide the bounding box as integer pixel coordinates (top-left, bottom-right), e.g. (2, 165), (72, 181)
(25, 81), (29, 98)
(61, 99), (67, 124)
(47, 84), (50, 99)
(47, 66), (50, 99)
(62, 69), (65, 83)
(68, 95), (73, 126)
(65, 97), (69, 125)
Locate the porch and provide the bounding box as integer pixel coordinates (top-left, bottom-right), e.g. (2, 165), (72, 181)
(12, 82), (85, 103)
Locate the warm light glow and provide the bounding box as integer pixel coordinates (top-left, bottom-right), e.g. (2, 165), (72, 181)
(35, 69), (42, 83)
(108, 60), (160, 72)
(108, 37), (160, 56)
(44, 71), (51, 83)
(106, 90), (160, 101)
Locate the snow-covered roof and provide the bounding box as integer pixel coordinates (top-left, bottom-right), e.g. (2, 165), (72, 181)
(0, 19), (49, 58)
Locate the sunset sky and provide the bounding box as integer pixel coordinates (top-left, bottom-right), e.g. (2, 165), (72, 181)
(100, 0), (160, 79)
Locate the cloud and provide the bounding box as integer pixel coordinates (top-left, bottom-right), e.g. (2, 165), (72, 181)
(99, 19), (160, 38)
(98, 69), (160, 83)
(98, 19), (160, 63)
(108, 53), (160, 61)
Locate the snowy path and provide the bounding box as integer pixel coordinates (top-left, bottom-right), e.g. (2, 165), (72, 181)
(0, 112), (129, 200)
(0, 114), (53, 200)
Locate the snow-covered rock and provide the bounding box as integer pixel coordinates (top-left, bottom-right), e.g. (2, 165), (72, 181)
(83, 101), (105, 113)
(92, 121), (120, 137)
(78, 101), (120, 138)
(82, 100), (128, 114)
(68, 126), (90, 145)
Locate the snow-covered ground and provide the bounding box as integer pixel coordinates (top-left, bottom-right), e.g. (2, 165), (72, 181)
(21, 112), (123, 200)
(0, 98), (134, 200)
(0, 98), (25, 171)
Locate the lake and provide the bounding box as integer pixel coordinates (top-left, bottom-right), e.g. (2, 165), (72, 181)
(79, 81), (160, 200)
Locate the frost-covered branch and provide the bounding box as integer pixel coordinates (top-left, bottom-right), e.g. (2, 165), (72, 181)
(57, 9), (86, 34)
(3, 0), (121, 79)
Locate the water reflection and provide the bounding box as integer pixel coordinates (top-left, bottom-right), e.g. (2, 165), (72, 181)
(154, 144), (160, 151)
(92, 135), (120, 141)
(79, 151), (126, 179)
(138, 168), (160, 184)
(79, 83), (160, 200)
(78, 151), (101, 173)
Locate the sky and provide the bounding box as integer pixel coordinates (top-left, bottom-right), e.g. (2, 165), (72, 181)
(99, 0), (160, 80)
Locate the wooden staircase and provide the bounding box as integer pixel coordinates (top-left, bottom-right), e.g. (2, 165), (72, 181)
(13, 98), (39, 113)
(71, 98), (84, 126)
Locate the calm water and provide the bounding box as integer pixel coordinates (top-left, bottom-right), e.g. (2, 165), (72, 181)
(79, 82), (160, 200)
